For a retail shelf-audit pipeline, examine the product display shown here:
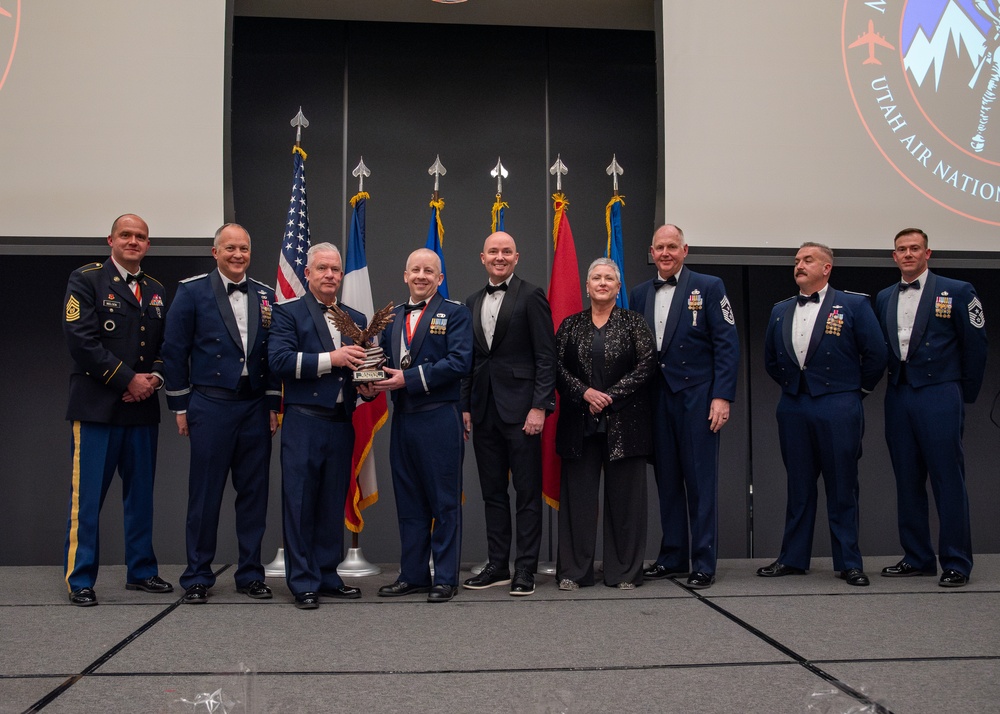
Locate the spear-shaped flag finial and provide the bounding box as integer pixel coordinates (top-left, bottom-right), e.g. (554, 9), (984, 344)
(549, 154), (568, 192)
(290, 107), (309, 145)
(428, 154), (447, 198)
(353, 157), (371, 193)
(491, 157), (508, 196)
(606, 154), (624, 195)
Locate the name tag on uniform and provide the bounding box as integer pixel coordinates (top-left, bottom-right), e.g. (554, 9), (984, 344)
(103, 299), (121, 308)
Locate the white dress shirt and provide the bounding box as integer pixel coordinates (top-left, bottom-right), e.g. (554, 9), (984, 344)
(481, 277), (511, 349)
(653, 267), (681, 349)
(896, 269), (927, 361)
(792, 285), (828, 368)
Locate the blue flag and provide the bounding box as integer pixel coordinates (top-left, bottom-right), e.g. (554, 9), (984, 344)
(605, 196), (628, 309)
(426, 198), (448, 299)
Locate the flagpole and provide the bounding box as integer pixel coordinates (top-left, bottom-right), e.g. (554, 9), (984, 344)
(338, 157), (382, 578)
(426, 155), (449, 298)
(265, 107), (311, 579)
(536, 154), (571, 577)
(490, 157), (509, 233)
(605, 154), (629, 309)
(469, 158), (516, 577)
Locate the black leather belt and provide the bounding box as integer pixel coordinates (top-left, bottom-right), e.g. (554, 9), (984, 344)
(287, 403), (350, 422)
(194, 377), (261, 401)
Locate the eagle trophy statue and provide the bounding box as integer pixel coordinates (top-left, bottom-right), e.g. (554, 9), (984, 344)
(325, 302), (395, 382)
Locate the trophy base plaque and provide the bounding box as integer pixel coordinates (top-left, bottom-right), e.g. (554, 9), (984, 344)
(353, 368), (387, 383)
(353, 346), (387, 382)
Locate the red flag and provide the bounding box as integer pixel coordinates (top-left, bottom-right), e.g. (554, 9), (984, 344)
(542, 192), (582, 509)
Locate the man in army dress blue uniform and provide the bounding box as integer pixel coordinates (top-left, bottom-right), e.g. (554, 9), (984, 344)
(62, 214), (173, 606)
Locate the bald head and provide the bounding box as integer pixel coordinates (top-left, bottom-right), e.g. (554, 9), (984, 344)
(404, 248), (443, 302)
(481, 231), (519, 284)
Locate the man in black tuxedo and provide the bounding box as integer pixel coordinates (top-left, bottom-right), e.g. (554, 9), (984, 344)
(461, 231), (557, 596)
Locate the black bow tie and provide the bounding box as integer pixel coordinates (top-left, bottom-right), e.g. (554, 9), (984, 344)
(125, 271), (144, 284)
(319, 302), (337, 312)
(404, 301), (427, 313)
(898, 280), (920, 292)
(227, 281), (248, 295)
(653, 275), (678, 289)
(486, 282), (508, 294)
(796, 292), (820, 306)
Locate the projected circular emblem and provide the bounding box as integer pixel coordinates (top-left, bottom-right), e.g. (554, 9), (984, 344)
(843, 0), (1000, 226)
(0, 0), (19, 94)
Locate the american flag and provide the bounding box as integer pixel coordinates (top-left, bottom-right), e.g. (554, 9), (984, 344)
(275, 146), (310, 302)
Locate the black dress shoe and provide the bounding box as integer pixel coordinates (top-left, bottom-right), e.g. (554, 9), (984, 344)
(126, 575), (174, 593)
(463, 562), (511, 590)
(294, 592), (319, 609)
(939, 569), (969, 587)
(881, 561), (935, 577)
(377, 581), (431, 597)
(236, 580), (272, 599)
(183, 584), (209, 604)
(319, 585), (362, 600)
(685, 572), (715, 589)
(427, 584), (457, 602)
(509, 568), (535, 596)
(839, 568), (870, 586)
(756, 561), (807, 577)
(70, 587), (98, 607)
(642, 563), (688, 580)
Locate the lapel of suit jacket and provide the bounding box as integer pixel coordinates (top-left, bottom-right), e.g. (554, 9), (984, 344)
(408, 292), (442, 358)
(306, 297), (337, 352)
(884, 283), (902, 361)
(389, 304), (405, 367)
(804, 287), (835, 366)
(491, 276), (519, 350)
(908, 271), (936, 355)
(211, 271), (245, 353)
(638, 280), (658, 351)
(471, 288), (488, 353)
(106, 261), (140, 309)
(780, 298), (798, 366)
(662, 269), (688, 352)
(246, 284), (261, 350)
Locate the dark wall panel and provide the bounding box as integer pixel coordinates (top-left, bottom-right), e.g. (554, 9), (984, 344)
(5, 18), (998, 572)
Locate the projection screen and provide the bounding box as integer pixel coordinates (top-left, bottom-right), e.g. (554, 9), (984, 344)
(0, 0), (227, 240)
(662, 0), (1000, 252)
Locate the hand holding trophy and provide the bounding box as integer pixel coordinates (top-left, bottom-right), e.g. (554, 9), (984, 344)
(325, 302), (395, 382)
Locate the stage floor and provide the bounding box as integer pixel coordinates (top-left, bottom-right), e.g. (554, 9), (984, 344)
(3, 556), (998, 713)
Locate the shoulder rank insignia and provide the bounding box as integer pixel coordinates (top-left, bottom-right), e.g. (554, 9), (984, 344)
(968, 296), (985, 328)
(720, 295), (735, 325)
(65, 295), (81, 322)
